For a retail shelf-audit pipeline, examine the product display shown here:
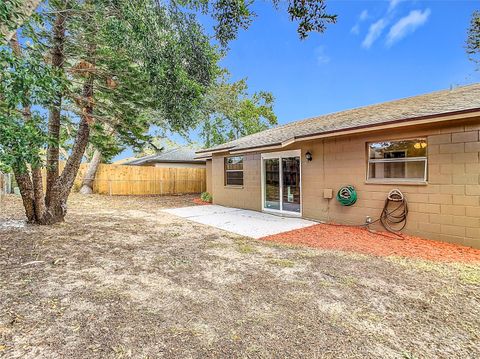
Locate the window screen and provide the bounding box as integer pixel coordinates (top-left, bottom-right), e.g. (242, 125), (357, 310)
(367, 139), (427, 182)
(225, 156), (244, 186)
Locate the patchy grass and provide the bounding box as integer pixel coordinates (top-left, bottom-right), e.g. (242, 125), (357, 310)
(458, 266), (480, 285)
(267, 258), (295, 268)
(402, 352), (420, 359)
(339, 275), (358, 287)
(0, 194), (479, 358)
(388, 256), (480, 285)
(235, 241), (258, 254)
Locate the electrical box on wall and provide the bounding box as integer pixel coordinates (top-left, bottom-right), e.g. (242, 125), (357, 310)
(323, 189), (333, 199)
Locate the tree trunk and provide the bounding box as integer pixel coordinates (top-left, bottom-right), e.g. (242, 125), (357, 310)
(10, 33), (47, 223)
(1, 0), (42, 43)
(7, 6), (96, 225)
(79, 149), (101, 194)
(43, 110), (92, 224)
(59, 63), (94, 199)
(42, 46), (95, 223)
(31, 168), (46, 220)
(13, 169), (36, 223)
(46, 8), (67, 204)
(28, 8), (73, 225)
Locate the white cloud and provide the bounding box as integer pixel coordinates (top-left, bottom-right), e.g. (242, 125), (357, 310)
(388, 0), (404, 12)
(315, 46), (330, 65)
(351, 10), (369, 35)
(351, 24), (360, 35)
(359, 9), (369, 21)
(362, 19), (388, 48)
(386, 9), (431, 46)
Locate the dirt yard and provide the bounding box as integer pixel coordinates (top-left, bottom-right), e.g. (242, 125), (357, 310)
(1, 194), (479, 358)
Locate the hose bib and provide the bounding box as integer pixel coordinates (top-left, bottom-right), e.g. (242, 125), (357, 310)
(336, 185), (357, 206)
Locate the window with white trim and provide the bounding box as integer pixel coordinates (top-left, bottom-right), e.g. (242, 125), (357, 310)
(225, 156), (243, 186)
(367, 139), (427, 182)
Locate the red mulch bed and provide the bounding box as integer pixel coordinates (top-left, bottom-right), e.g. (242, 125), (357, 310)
(192, 198), (212, 206)
(261, 224), (480, 263)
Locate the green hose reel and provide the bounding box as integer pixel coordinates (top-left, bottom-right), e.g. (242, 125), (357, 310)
(336, 185), (357, 206)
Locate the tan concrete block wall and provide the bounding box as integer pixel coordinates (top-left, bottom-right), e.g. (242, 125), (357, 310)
(211, 152), (262, 211)
(209, 117), (480, 248)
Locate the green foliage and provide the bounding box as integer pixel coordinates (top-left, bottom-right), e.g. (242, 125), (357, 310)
(0, 113), (47, 172)
(1, 0), (336, 188)
(88, 124), (123, 162)
(467, 10), (480, 65)
(0, 45), (66, 172)
(93, 0), (219, 135)
(200, 191), (213, 203)
(199, 75), (277, 147)
(61, 0), (220, 160)
(209, 0), (253, 47)
(280, 0), (337, 40)
(0, 162), (10, 173)
(135, 137), (182, 157)
(182, 0), (335, 47)
(1, 0), (220, 172)
(0, 0), (22, 42)
(0, 47), (65, 109)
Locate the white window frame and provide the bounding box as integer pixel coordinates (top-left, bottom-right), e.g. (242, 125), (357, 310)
(261, 149), (302, 217)
(366, 139), (428, 183)
(224, 156), (244, 186)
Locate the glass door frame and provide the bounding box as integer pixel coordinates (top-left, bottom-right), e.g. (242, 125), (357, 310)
(261, 149), (302, 217)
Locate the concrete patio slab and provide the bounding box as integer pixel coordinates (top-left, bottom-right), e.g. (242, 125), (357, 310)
(163, 205), (316, 239)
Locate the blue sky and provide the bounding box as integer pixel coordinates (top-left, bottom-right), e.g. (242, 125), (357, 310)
(121, 0), (480, 159)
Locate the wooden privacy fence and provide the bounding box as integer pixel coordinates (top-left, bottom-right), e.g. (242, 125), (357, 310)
(0, 172), (12, 195)
(86, 164), (206, 195)
(44, 163), (206, 196)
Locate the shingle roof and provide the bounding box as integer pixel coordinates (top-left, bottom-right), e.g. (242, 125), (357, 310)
(197, 83), (480, 154)
(125, 147), (204, 165)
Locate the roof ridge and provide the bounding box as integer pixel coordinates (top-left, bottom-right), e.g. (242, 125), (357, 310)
(159, 147), (179, 155)
(274, 83), (480, 130)
(215, 84), (480, 146)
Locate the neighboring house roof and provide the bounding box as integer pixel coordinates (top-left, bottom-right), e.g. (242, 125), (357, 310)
(125, 147), (205, 166)
(197, 83), (480, 154)
(112, 157), (137, 165)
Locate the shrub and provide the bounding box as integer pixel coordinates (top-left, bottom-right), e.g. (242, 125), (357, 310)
(200, 191), (212, 203)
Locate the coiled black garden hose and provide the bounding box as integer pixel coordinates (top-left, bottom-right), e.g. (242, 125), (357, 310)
(380, 189), (409, 233)
(366, 189), (408, 239)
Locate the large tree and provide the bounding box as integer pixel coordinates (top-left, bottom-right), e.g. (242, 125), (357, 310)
(467, 10), (480, 65)
(199, 76), (277, 147)
(2, 0), (337, 47)
(1, 0), (218, 223)
(1, 0), (336, 224)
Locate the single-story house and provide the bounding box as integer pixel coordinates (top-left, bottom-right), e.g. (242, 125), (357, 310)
(197, 84), (480, 248)
(125, 147), (206, 169)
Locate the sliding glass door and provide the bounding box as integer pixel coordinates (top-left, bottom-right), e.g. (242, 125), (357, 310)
(264, 158), (280, 210)
(282, 157), (301, 213)
(262, 150), (301, 215)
